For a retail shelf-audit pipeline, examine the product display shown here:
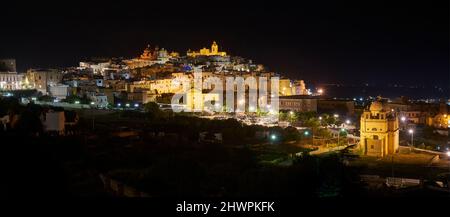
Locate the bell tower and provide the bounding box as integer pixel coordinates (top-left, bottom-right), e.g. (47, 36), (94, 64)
(211, 41), (219, 54)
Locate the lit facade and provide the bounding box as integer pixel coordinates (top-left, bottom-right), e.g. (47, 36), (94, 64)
(279, 95), (317, 112)
(0, 72), (24, 90)
(26, 69), (63, 94)
(125, 45), (174, 69)
(359, 100), (399, 157)
(187, 41), (227, 57)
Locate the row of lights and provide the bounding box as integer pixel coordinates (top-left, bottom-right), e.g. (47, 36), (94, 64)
(117, 103), (139, 108)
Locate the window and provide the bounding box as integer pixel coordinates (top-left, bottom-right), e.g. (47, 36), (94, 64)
(373, 135), (378, 140)
(372, 128), (377, 131)
(371, 145), (374, 149)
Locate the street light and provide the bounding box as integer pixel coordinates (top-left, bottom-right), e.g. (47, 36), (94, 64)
(447, 151), (450, 157)
(345, 120), (351, 125)
(289, 111), (294, 115)
(401, 116), (406, 122)
(271, 134), (277, 140)
(408, 129), (414, 148)
(318, 116), (322, 120)
(334, 114), (339, 118)
(317, 88), (324, 95)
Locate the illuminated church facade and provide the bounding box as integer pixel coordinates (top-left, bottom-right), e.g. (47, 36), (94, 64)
(359, 99), (399, 157)
(187, 41), (227, 57)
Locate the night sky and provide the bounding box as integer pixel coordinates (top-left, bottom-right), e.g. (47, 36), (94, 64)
(0, 0), (448, 87)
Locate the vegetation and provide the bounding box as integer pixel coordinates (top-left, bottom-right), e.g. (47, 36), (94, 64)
(38, 95), (55, 102)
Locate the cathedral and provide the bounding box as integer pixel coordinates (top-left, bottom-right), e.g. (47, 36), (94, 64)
(187, 41), (227, 57)
(359, 98), (399, 157)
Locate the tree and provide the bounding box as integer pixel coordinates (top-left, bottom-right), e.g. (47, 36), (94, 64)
(62, 95), (81, 104)
(15, 110), (43, 135)
(144, 102), (163, 119)
(38, 95), (54, 102)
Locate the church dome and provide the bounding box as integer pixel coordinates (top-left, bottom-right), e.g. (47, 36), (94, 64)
(369, 101), (383, 112)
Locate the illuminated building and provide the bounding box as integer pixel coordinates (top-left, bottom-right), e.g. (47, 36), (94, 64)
(427, 101), (449, 129)
(0, 59), (25, 90)
(125, 45), (175, 69)
(0, 72), (24, 90)
(185, 88), (220, 112)
(292, 80), (308, 95)
(279, 95), (317, 112)
(140, 44), (155, 60)
(279, 79), (293, 96)
(42, 111), (65, 135)
(128, 77), (183, 94)
(48, 84), (69, 100)
(187, 41), (227, 57)
(90, 94), (109, 108)
(26, 69), (63, 94)
(359, 99), (399, 157)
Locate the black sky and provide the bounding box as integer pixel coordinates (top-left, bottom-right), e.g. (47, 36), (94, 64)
(0, 0), (448, 87)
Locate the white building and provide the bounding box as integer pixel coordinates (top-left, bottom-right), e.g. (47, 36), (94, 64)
(90, 94), (108, 108)
(42, 111), (65, 134)
(79, 62), (110, 75)
(0, 72), (24, 90)
(48, 84), (69, 100)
